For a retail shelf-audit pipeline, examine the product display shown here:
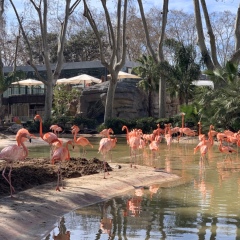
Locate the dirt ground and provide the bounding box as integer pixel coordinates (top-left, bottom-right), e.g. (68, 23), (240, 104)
(0, 156), (112, 198)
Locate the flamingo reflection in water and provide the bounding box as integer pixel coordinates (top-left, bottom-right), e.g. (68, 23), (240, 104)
(53, 217), (70, 240)
(99, 201), (114, 238)
(149, 184), (160, 199)
(124, 187), (144, 217)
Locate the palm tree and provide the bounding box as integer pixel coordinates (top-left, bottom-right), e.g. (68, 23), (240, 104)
(133, 55), (161, 117)
(161, 39), (201, 105)
(196, 61), (240, 130)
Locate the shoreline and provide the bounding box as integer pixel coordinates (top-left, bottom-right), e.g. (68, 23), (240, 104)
(0, 132), (198, 240)
(0, 163), (180, 240)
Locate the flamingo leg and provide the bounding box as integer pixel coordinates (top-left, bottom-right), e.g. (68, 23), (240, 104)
(56, 162), (63, 191)
(2, 164), (15, 197)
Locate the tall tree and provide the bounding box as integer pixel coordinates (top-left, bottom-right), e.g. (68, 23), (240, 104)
(134, 55), (161, 117)
(9, 0), (81, 121)
(194, 0), (240, 68)
(83, 0), (128, 124)
(137, 0), (169, 118)
(161, 39), (201, 105)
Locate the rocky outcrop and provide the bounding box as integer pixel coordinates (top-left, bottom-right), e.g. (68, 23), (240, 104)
(80, 79), (148, 120)
(79, 79), (179, 121)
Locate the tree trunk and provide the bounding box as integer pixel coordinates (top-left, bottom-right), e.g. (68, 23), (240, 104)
(158, 77), (166, 118)
(193, 0), (214, 70)
(44, 83), (53, 121)
(104, 79), (117, 123)
(138, 0), (168, 118)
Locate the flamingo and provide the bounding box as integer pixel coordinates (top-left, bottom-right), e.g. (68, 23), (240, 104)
(218, 139), (237, 160)
(99, 128), (114, 138)
(50, 124), (63, 137)
(164, 124), (172, 150)
(208, 125), (217, 147)
(71, 125), (93, 156)
(128, 129), (142, 168)
(15, 128), (36, 144)
(194, 136), (208, 163)
(149, 138), (159, 158)
(34, 115), (62, 153)
(0, 132), (32, 197)
(98, 137), (117, 178)
(51, 140), (73, 191)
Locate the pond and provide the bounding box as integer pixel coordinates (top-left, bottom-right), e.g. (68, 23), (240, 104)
(31, 136), (240, 240)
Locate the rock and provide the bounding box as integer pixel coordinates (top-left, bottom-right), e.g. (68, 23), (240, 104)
(80, 79), (148, 120)
(7, 124), (23, 134)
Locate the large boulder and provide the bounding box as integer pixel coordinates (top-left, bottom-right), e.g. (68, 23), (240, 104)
(79, 79), (148, 121)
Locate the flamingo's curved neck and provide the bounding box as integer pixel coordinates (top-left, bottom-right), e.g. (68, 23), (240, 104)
(73, 130), (77, 142)
(37, 116), (43, 139)
(66, 141), (72, 159)
(19, 135), (29, 159)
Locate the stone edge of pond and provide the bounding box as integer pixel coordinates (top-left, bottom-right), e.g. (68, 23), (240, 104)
(0, 163), (180, 240)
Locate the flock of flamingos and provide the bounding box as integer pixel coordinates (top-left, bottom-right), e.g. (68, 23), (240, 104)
(0, 114), (240, 198)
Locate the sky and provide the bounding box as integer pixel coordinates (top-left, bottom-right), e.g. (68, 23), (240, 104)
(147, 0), (239, 13)
(6, 0), (240, 20)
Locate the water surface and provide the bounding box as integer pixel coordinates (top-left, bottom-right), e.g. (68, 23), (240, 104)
(34, 136), (240, 239)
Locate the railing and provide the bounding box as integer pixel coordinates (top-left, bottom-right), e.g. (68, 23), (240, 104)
(3, 86), (45, 97)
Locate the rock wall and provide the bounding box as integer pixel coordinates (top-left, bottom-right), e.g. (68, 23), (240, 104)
(79, 79), (179, 121)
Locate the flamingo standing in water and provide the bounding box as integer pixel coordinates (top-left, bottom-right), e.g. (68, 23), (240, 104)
(99, 128), (114, 138)
(218, 139), (237, 160)
(0, 132), (32, 197)
(98, 137), (117, 178)
(34, 115), (62, 155)
(164, 124), (173, 150)
(71, 125), (93, 157)
(51, 140), (73, 191)
(194, 135), (209, 163)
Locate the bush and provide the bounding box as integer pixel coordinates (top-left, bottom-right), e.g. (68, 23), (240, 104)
(135, 117), (156, 133)
(73, 116), (98, 130)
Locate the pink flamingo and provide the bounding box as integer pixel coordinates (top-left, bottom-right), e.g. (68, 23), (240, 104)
(98, 137), (117, 178)
(15, 128), (36, 144)
(0, 132), (32, 197)
(34, 114), (62, 154)
(99, 128), (114, 138)
(71, 125), (93, 156)
(194, 136), (208, 163)
(207, 125), (216, 147)
(218, 139), (237, 160)
(50, 124), (63, 137)
(51, 140), (73, 191)
(149, 138), (159, 158)
(164, 124), (172, 150)
(128, 129), (142, 168)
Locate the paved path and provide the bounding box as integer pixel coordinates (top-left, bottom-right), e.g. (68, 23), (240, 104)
(0, 163), (180, 240)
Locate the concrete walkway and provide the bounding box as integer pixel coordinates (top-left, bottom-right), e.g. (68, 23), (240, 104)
(0, 163), (180, 240)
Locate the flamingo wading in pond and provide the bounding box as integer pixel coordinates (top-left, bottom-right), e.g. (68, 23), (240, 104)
(34, 114), (62, 155)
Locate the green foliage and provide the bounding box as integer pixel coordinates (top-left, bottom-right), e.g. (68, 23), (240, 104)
(0, 70), (25, 94)
(162, 39), (201, 105)
(180, 104), (199, 123)
(63, 29), (109, 62)
(73, 116), (98, 129)
(196, 61), (240, 131)
(100, 118), (130, 134)
(134, 55), (161, 92)
(135, 117), (157, 133)
(53, 85), (80, 117)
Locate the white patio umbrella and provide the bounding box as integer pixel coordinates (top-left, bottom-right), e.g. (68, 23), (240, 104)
(107, 71), (141, 79)
(56, 74), (102, 85)
(11, 78), (43, 86)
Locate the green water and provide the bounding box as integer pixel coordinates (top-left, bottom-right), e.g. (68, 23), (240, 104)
(36, 136), (240, 239)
